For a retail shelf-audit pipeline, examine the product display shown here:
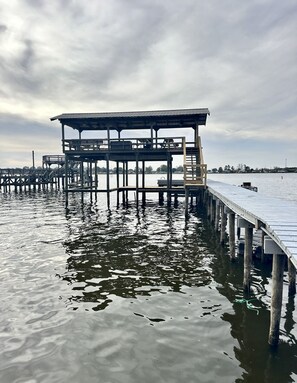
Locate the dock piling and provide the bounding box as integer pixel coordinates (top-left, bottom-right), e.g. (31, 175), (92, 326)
(288, 259), (296, 296)
(264, 237), (286, 346)
(237, 218), (254, 293)
(269, 253), (285, 346)
(220, 204), (227, 245)
(228, 211), (236, 261)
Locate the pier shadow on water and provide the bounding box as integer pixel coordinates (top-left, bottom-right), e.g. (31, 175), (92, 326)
(58, 197), (297, 383)
(62, 201), (213, 311)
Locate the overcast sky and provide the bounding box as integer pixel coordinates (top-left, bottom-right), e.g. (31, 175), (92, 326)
(0, 0), (296, 169)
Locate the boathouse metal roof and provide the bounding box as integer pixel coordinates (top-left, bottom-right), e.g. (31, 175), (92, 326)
(50, 108), (210, 131)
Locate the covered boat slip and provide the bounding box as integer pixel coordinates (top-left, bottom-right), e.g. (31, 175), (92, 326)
(51, 108), (209, 204)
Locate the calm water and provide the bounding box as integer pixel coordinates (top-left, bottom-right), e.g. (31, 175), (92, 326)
(0, 173), (296, 383)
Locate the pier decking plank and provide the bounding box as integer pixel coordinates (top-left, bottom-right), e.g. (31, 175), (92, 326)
(207, 179), (297, 267)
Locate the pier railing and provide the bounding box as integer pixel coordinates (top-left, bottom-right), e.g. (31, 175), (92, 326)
(63, 137), (195, 153)
(42, 155), (65, 167)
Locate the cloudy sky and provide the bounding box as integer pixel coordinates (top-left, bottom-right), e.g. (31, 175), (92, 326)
(0, 0), (296, 169)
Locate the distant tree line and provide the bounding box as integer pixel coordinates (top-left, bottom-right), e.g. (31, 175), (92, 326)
(94, 165), (184, 174)
(208, 164), (297, 174)
(18, 164), (297, 174)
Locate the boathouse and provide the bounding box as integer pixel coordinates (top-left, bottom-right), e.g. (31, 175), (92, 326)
(50, 108), (210, 207)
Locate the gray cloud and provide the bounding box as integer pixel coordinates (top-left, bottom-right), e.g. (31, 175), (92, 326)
(0, 0), (296, 168)
(0, 24), (7, 33)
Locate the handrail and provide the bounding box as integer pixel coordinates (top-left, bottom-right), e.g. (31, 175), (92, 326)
(63, 137), (188, 152)
(42, 155), (65, 164)
(183, 134), (207, 187)
(184, 164), (207, 186)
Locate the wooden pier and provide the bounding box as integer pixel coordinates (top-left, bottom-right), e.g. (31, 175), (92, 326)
(205, 179), (297, 346)
(0, 155), (79, 192)
(0, 166), (63, 192)
(50, 108), (209, 206)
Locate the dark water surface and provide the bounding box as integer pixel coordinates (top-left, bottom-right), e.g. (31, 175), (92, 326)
(0, 177), (297, 382)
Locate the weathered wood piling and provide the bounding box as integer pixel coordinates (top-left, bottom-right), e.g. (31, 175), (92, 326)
(205, 180), (297, 346)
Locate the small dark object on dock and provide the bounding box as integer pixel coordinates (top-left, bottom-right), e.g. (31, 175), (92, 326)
(240, 182), (258, 192)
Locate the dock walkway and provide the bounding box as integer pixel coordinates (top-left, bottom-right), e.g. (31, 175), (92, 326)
(206, 179), (297, 345)
(207, 179), (297, 267)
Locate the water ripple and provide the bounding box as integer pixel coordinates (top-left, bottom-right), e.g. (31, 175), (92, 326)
(1, 188), (297, 383)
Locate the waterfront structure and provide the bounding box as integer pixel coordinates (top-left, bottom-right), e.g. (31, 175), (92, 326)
(50, 108), (209, 208)
(0, 166), (66, 192)
(42, 154), (65, 168)
(205, 180), (297, 346)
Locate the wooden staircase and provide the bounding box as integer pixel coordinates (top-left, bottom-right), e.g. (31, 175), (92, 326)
(183, 137), (207, 187)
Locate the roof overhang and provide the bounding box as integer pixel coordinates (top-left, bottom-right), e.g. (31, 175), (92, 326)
(50, 108), (210, 131)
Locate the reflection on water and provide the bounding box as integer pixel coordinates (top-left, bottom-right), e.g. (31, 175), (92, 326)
(61, 203), (213, 311)
(0, 189), (296, 383)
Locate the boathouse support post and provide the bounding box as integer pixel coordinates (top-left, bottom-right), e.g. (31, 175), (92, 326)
(61, 123), (65, 152)
(288, 259), (296, 296)
(135, 154), (139, 207)
(166, 155), (172, 206)
(122, 161), (125, 205)
(89, 161), (93, 190)
(185, 188), (189, 218)
(238, 217), (254, 293)
(154, 127), (159, 148)
(142, 160), (146, 205)
(228, 210), (236, 261)
(159, 191), (164, 205)
(95, 161), (98, 191)
(125, 161), (129, 204)
(264, 238), (286, 346)
(116, 161), (120, 207)
(80, 160), (84, 190)
(65, 156), (69, 194)
(64, 155), (69, 206)
(121, 161), (124, 203)
(106, 154), (110, 208)
(220, 204), (227, 245)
